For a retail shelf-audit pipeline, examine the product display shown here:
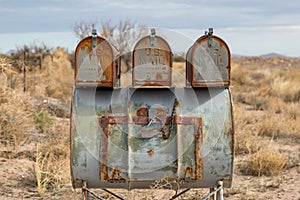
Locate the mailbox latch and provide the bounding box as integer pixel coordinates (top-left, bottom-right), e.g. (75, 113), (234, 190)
(205, 28), (213, 47)
(150, 28), (156, 47)
(92, 29), (98, 49)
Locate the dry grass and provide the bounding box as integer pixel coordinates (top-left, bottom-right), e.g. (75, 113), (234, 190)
(234, 107), (262, 155)
(270, 68), (300, 102)
(33, 117), (69, 196)
(0, 87), (34, 149)
(1, 50), (71, 197)
(15, 48), (74, 103)
(172, 62), (185, 87)
(241, 148), (287, 176)
(232, 56), (299, 178)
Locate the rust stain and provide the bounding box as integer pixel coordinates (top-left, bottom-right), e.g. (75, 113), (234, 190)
(147, 149), (154, 156)
(194, 118), (203, 180)
(100, 163), (109, 180)
(181, 167), (194, 180)
(100, 116), (111, 136)
(137, 107), (149, 117)
(162, 98), (179, 139)
(109, 168), (125, 181)
(99, 116), (109, 181)
(72, 178), (83, 184)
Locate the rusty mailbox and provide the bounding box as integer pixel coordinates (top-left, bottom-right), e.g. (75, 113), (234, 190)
(186, 28), (231, 87)
(71, 28), (234, 196)
(75, 29), (120, 87)
(133, 29), (172, 87)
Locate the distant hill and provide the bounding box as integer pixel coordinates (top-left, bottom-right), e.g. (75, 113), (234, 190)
(232, 53), (288, 58)
(232, 54), (246, 58)
(259, 53), (286, 58)
(5, 49), (16, 56)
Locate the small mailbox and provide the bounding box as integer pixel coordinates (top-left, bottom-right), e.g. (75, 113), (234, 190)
(186, 28), (231, 87)
(75, 30), (120, 87)
(133, 29), (172, 87)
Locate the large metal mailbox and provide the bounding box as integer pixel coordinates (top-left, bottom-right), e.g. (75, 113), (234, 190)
(71, 29), (234, 191)
(75, 30), (120, 87)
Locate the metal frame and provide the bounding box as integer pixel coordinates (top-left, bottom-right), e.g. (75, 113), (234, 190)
(81, 181), (224, 200)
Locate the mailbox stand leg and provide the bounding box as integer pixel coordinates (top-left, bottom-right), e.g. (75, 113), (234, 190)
(209, 188), (216, 200)
(81, 181), (125, 200)
(82, 181), (89, 200)
(203, 181), (224, 200)
(216, 181), (224, 200)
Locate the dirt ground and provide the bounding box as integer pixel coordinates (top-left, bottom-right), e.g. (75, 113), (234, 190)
(0, 145), (299, 200)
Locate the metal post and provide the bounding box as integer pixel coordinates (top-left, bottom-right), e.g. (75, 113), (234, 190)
(39, 53), (42, 70)
(203, 181), (224, 200)
(217, 181), (224, 200)
(82, 181), (89, 200)
(209, 188), (217, 200)
(23, 51), (27, 92)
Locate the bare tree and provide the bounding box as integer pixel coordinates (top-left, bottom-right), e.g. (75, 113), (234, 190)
(73, 19), (147, 72)
(101, 19), (147, 72)
(73, 20), (97, 40)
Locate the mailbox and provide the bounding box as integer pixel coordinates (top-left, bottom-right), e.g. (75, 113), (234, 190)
(75, 30), (120, 87)
(133, 29), (172, 87)
(71, 28), (234, 199)
(186, 28), (231, 87)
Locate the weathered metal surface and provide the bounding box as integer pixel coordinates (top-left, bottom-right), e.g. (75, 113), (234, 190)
(133, 30), (172, 87)
(71, 87), (234, 189)
(186, 29), (231, 87)
(75, 34), (120, 87)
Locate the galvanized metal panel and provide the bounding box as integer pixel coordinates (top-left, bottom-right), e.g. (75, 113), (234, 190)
(128, 89), (177, 180)
(71, 87), (234, 189)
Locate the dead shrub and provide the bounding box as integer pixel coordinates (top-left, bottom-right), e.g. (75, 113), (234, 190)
(266, 97), (287, 114)
(231, 65), (252, 87)
(33, 118), (70, 196)
(270, 69), (300, 102)
(257, 114), (281, 138)
(34, 145), (66, 196)
(44, 48), (73, 102)
(285, 102), (300, 120)
(257, 112), (300, 140)
(234, 107), (262, 155)
(0, 87), (34, 148)
(241, 149), (287, 176)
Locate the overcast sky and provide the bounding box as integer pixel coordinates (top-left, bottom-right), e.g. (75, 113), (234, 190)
(1, 0), (300, 56)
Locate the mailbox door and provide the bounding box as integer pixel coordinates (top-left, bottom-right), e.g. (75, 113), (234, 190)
(133, 36), (172, 87)
(186, 35), (231, 87)
(75, 36), (118, 87)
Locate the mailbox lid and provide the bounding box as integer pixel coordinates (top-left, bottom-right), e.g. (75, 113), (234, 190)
(186, 34), (231, 87)
(133, 34), (172, 87)
(75, 36), (119, 87)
